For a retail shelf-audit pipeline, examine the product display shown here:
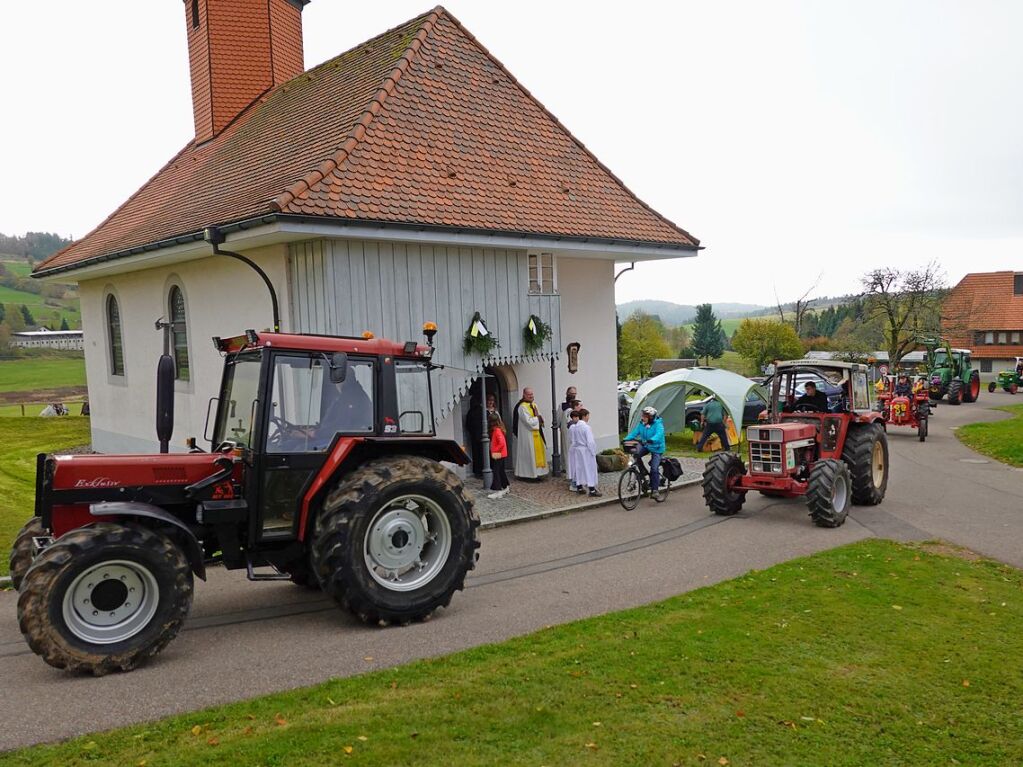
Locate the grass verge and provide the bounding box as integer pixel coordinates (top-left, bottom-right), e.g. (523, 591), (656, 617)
(5, 539), (1022, 765)
(956, 404), (1023, 467)
(0, 417), (91, 577)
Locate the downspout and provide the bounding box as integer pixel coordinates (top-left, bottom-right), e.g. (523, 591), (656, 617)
(614, 262), (636, 283)
(203, 226), (281, 332)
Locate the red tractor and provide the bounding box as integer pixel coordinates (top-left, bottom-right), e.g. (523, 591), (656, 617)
(10, 326), (480, 675)
(702, 360), (889, 527)
(876, 374), (930, 441)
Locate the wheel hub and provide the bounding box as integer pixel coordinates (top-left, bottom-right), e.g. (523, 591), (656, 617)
(364, 496), (452, 592)
(62, 561), (160, 644)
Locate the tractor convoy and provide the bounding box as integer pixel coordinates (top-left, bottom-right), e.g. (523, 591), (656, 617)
(10, 325), (480, 675)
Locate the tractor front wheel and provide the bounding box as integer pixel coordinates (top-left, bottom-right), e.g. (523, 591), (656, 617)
(947, 378), (963, 405)
(842, 424), (889, 505)
(1011, 383), (1019, 395)
(702, 452), (747, 516)
(312, 456), (480, 626)
(806, 459), (851, 528)
(918, 415), (928, 442)
(9, 516), (45, 591)
(988, 382), (997, 393)
(17, 523), (193, 675)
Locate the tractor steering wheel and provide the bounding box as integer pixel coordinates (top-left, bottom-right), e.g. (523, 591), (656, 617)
(793, 403), (823, 413)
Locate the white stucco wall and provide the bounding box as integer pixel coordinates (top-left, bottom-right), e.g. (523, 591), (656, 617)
(79, 245), (289, 453)
(511, 256), (618, 453)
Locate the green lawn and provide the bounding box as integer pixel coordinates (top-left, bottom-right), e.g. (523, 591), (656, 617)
(4, 539), (1021, 765)
(0, 417), (91, 577)
(0, 356), (86, 394)
(957, 405), (1023, 467)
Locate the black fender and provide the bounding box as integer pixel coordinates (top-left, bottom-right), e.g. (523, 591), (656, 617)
(90, 502), (206, 580)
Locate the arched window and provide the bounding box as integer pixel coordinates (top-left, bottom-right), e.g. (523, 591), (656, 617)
(107, 294), (124, 376)
(169, 285), (190, 381)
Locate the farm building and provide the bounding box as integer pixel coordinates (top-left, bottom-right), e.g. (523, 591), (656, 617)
(10, 328), (84, 351)
(943, 271), (1023, 376)
(34, 2), (699, 460)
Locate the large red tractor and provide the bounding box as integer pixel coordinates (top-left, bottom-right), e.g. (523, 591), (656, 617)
(702, 360), (889, 528)
(10, 326), (480, 674)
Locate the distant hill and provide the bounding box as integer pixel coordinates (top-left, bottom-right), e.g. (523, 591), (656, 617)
(0, 232), (72, 262)
(617, 300), (769, 326)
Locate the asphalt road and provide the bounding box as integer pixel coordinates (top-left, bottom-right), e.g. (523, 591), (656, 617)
(1, 391), (1019, 750)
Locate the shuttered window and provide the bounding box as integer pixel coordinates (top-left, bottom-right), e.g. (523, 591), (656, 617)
(107, 295), (124, 376)
(169, 286), (190, 381)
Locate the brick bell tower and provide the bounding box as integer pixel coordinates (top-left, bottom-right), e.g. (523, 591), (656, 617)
(184, 0), (309, 143)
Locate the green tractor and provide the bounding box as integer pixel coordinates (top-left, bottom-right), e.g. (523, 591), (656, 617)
(987, 357), (1022, 395)
(920, 337), (980, 406)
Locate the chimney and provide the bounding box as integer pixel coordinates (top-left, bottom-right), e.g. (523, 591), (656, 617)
(184, 0), (309, 143)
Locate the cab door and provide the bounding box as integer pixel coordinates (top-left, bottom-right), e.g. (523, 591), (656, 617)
(252, 352), (376, 543)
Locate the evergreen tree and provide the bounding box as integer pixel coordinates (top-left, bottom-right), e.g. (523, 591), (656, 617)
(691, 304), (724, 364)
(60, 317), (70, 331)
(20, 305), (34, 326)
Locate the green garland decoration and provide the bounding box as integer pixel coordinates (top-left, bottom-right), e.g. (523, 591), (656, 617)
(463, 311), (500, 355)
(523, 314), (553, 352)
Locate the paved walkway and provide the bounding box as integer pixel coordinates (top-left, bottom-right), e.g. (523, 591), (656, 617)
(468, 455), (706, 527)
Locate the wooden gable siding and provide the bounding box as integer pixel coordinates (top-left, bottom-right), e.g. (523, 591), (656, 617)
(287, 238), (561, 420)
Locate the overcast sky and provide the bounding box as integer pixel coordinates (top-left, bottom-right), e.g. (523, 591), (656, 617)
(2, 1), (1021, 306)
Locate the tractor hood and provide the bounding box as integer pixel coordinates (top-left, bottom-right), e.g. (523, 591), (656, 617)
(48, 452), (234, 491)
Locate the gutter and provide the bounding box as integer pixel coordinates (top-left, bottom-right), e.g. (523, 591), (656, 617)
(33, 214), (701, 280)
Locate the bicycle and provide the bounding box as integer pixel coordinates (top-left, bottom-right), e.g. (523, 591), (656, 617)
(618, 440), (671, 510)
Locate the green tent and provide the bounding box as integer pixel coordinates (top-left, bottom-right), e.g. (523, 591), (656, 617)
(628, 367), (767, 434)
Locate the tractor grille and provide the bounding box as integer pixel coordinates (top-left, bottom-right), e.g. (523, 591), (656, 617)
(749, 441), (783, 474)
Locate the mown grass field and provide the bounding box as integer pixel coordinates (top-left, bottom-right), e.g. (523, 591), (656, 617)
(0, 417), (91, 577)
(0, 260), (81, 327)
(3, 539), (1021, 765)
(957, 405), (1023, 467)
(0, 357), (86, 393)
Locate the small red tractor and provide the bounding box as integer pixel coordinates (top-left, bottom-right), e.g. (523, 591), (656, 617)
(876, 374), (931, 441)
(10, 326), (480, 675)
(702, 360), (889, 527)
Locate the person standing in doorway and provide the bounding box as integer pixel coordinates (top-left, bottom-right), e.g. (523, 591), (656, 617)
(569, 408), (600, 496)
(512, 387), (548, 479)
(695, 396), (730, 452)
(487, 413), (510, 499)
(486, 392), (504, 429)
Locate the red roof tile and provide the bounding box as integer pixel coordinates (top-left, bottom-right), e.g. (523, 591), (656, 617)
(38, 7), (697, 276)
(943, 271), (1023, 359)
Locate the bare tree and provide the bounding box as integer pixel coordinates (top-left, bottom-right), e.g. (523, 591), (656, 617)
(860, 262), (946, 367)
(775, 274), (821, 337)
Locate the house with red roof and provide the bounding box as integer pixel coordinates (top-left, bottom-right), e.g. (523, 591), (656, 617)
(35, 1), (700, 456)
(943, 271), (1023, 377)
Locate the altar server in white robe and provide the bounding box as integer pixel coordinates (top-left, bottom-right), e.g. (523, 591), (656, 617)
(568, 408), (600, 496)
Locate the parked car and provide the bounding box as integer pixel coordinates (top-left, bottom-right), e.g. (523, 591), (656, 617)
(684, 390), (768, 430)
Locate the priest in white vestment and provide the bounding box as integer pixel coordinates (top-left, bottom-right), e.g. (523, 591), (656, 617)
(512, 387), (549, 479)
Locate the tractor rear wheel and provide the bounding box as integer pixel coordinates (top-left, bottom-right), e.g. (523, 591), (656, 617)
(1011, 383), (1019, 395)
(311, 456), (480, 626)
(963, 371), (980, 402)
(918, 415), (928, 442)
(702, 452), (747, 516)
(10, 516), (44, 591)
(947, 378), (963, 405)
(806, 459), (851, 528)
(842, 424), (889, 505)
(17, 523), (192, 675)
(988, 381), (997, 393)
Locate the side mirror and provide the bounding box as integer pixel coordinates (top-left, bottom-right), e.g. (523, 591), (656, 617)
(328, 352), (348, 384)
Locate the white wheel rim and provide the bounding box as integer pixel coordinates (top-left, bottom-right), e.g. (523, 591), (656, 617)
(871, 441), (885, 486)
(364, 495), (452, 592)
(832, 472), (849, 511)
(62, 560), (160, 645)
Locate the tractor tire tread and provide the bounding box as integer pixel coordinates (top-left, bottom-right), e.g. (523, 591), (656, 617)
(841, 424), (889, 506)
(702, 452), (747, 516)
(806, 459), (851, 528)
(10, 517), (44, 591)
(17, 523), (192, 675)
(311, 455), (479, 626)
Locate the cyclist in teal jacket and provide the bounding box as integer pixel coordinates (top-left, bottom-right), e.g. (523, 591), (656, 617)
(625, 406), (666, 493)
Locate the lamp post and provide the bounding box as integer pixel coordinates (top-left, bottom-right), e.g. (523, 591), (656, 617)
(478, 373), (493, 490)
(550, 355), (562, 476)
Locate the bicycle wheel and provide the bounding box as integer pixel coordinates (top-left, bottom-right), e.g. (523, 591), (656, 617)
(653, 478), (671, 503)
(618, 468), (642, 510)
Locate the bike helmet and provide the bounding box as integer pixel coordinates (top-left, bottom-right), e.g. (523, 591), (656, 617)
(641, 406), (658, 418)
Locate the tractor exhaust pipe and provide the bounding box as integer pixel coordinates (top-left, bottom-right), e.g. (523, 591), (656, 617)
(155, 320), (176, 453)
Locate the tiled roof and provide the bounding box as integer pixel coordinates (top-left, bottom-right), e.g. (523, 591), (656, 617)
(38, 7), (697, 275)
(944, 271), (1023, 359)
